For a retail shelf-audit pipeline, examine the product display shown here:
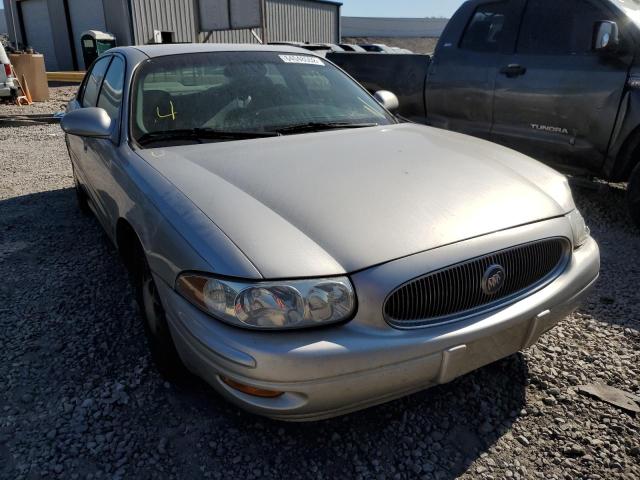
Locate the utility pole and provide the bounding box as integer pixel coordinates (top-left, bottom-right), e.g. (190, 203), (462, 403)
(10, 0), (19, 49)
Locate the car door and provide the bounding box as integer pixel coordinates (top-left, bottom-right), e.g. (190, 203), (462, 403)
(85, 55), (127, 235)
(426, 0), (522, 140)
(491, 0), (633, 174)
(67, 55), (111, 215)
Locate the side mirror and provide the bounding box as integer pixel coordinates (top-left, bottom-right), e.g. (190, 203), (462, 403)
(594, 21), (620, 53)
(61, 107), (112, 138)
(374, 90), (400, 112)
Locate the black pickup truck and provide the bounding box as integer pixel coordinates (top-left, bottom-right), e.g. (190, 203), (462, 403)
(329, 0), (640, 227)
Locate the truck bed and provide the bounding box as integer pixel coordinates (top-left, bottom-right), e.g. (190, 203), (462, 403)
(327, 52), (431, 123)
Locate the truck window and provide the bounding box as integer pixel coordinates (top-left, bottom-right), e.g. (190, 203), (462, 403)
(518, 0), (615, 55)
(459, 2), (510, 52)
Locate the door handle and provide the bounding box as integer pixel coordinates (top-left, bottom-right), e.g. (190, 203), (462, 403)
(500, 64), (527, 77)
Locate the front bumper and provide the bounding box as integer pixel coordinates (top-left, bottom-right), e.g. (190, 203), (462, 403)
(157, 219), (600, 421)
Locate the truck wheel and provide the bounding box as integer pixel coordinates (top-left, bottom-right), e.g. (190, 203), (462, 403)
(628, 163), (640, 229)
(136, 254), (189, 382)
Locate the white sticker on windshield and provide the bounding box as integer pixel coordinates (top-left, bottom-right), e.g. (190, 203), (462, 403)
(279, 54), (325, 66)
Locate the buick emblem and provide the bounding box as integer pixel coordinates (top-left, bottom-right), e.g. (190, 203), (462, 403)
(482, 264), (506, 295)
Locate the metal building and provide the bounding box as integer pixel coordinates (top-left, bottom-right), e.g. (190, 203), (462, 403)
(2, 0), (341, 71)
(342, 17), (448, 38)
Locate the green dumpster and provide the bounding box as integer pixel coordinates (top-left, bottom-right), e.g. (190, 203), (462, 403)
(80, 31), (116, 70)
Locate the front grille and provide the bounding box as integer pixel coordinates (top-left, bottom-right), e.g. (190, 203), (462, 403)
(384, 238), (571, 328)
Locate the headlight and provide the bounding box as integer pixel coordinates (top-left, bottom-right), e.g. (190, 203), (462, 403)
(567, 209), (590, 248)
(176, 274), (356, 330)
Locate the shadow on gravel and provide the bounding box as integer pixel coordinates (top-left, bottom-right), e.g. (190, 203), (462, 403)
(162, 353), (529, 480)
(1, 187), (529, 479)
(223, 354), (529, 479)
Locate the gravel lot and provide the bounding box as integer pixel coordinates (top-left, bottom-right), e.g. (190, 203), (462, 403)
(0, 89), (638, 480)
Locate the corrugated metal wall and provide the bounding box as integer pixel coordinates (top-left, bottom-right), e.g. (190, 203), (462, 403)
(342, 17), (448, 38)
(265, 0), (339, 43)
(196, 27), (259, 44)
(129, 0), (340, 45)
(131, 0), (196, 44)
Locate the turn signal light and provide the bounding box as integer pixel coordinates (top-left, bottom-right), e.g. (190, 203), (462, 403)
(221, 376), (284, 398)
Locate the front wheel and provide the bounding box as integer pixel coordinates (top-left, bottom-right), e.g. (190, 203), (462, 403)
(628, 163), (640, 229)
(136, 255), (189, 381)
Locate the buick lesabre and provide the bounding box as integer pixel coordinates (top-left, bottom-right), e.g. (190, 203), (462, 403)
(61, 44), (600, 421)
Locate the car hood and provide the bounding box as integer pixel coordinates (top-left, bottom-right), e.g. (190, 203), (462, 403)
(137, 123), (573, 278)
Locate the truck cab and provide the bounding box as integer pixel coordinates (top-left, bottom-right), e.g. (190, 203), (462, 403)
(427, 0), (640, 225)
(430, 0), (633, 171)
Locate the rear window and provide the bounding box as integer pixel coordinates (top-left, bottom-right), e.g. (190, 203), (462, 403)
(459, 2), (510, 52)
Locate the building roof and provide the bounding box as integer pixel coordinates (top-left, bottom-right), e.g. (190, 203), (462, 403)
(309, 0), (343, 6)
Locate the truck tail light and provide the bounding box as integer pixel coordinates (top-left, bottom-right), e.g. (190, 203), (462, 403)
(4, 64), (12, 78)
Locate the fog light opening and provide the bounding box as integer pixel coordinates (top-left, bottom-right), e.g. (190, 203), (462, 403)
(221, 376), (284, 398)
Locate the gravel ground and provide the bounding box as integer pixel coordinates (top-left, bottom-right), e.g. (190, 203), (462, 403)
(0, 89), (638, 480)
(0, 86), (76, 117)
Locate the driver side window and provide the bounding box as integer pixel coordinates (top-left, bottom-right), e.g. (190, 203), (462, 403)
(517, 0), (616, 55)
(97, 57), (125, 121)
(82, 57), (111, 108)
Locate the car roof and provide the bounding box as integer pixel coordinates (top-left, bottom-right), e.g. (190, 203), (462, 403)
(116, 43), (317, 58)
(269, 41), (304, 46)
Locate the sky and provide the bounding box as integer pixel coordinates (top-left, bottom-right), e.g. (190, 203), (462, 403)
(339, 0), (467, 18)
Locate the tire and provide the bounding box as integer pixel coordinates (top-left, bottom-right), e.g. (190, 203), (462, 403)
(72, 166), (91, 215)
(134, 253), (189, 382)
(628, 163), (640, 229)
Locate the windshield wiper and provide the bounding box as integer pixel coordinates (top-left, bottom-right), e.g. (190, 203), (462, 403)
(137, 128), (279, 146)
(274, 122), (379, 135)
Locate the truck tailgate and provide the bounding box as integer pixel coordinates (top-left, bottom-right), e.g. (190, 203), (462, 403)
(327, 52), (431, 123)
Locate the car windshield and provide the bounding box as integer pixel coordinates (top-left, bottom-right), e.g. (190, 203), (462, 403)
(131, 51), (396, 145)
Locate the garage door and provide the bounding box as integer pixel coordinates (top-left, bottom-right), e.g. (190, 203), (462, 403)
(20, 0), (59, 71)
(67, 0), (107, 69)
